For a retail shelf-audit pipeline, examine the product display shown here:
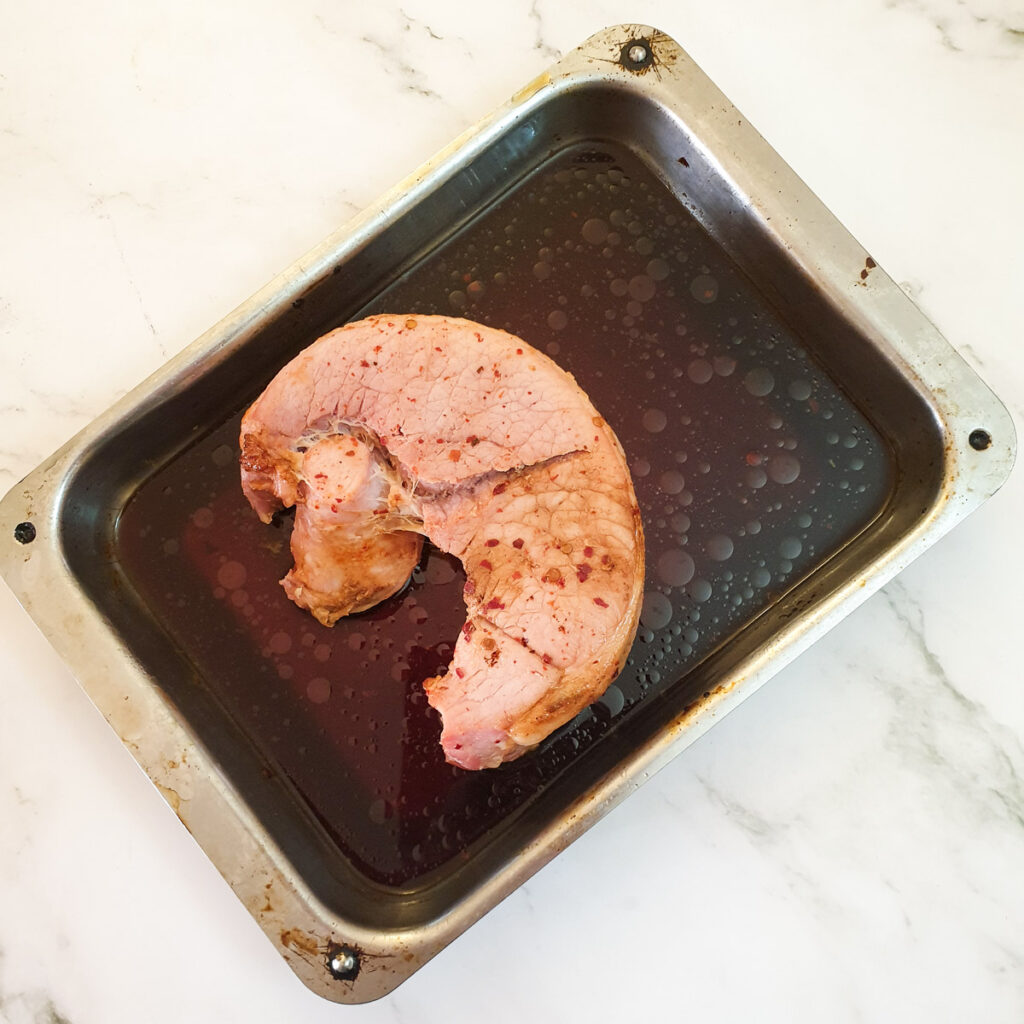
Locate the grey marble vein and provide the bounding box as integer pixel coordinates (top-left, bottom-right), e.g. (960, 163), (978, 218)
(528, 0), (560, 60)
(880, 581), (1024, 832)
(358, 31), (443, 101)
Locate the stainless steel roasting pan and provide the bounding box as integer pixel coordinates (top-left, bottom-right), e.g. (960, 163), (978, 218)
(0, 25), (1014, 1003)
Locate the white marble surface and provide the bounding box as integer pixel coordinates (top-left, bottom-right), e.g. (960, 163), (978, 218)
(2, 1), (1023, 1020)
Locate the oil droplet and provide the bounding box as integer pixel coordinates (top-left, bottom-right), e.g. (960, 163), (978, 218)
(532, 262), (552, 281)
(640, 592), (673, 630)
(217, 561), (247, 590)
(425, 559), (457, 585)
(581, 218), (609, 244)
(659, 470), (685, 495)
(705, 535), (734, 561)
(646, 258), (670, 281)
(788, 380), (812, 401)
(657, 549), (695, 587)
(635, 237), (654, 256)
(547, 309), (568, 331)
(629, 275), (656, 302)
(632, 457), (651, 477)
(307, 677), (331, 703)
(688, 578), (713, 602)
(598, 685), (625, 716)
(796, 513), (813, 528)
(162, 539), (179, 555)
(690, 274), (718, 303)
(670, 512), (691, 533)
(779, 537), (803, 559)
(408, 606), (428, 625)
(687, 359), (713, 384)
(348, 632), (366, 650)
(211, 443), (235, 467)
(642, 408), (667, 433)
(713, 356), (736, 377)
(192, 507), (214, 528)
(610, 278), (628, 297)
(268, 631), (292, 655)
(768, 454), (801, 484)
(314, 644), (332, 663)
(752, 568), (771, 587)
(448, 290), (467, 310)
(743, 368), (775, 397)
(745, 467), (768, 489)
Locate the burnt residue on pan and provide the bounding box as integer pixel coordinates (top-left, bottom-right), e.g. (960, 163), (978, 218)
(117, 142), (892, 887)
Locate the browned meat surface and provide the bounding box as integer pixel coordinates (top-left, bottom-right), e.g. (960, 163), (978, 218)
(240, 315), (643, 768)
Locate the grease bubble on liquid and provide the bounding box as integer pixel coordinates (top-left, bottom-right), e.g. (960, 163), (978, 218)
(547, 310), (568, 331)
(745, 467), (768, 489)
(628, 275), (656, 302)
(768, 454), (801, 484)
(632, 457), (651, 477)
(598, 685), (625, 717)
(268, 631), (292, 655)
(779, 537), (803, 559)
(706, 535), (734, 561)
(659, 470), (685, 495)
(743, 368), (775, 397)
(635, 237), (654, 256)
(307, 677), (331, 703)
(192, 507), (214, 529)
(788, 380), (813, 401)
(581, 218), (608, 244)
(211, 443), (235, 467)
(713, 356), (736, 377)
(448, 290), (467, 310)
(687, 359), (713, 384)
(657, 549), (695, 587)
(640, 592), (673, 630)
(642, 408), (667, 433)
(217, 561), (247, 590)
(670, 512), (691, 533)
(610, 278), (628, 297)
(688, 578), (713, 602)
(752, 568), (771, 587)
(646, 258), (670, 281)
(690, 275), (718, 303)
(532, 262), (552, 281)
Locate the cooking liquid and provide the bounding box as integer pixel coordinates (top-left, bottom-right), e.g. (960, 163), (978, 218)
(118, 142), (891, 886)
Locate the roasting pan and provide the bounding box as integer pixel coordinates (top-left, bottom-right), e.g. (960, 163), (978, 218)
(0, 25), (1014, 1003)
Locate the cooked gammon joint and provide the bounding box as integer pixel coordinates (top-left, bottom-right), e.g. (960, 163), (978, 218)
(240, 314), (644, 769)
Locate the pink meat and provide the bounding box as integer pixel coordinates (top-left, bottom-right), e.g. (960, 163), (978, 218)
(240, 314), (644, 769)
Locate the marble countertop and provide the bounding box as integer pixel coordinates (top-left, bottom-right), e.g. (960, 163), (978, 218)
(2, 1), (1023, 1021)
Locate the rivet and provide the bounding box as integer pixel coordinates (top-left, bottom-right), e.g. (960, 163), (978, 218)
(14, 521), (36, 544)
(326, 944), (360, 981)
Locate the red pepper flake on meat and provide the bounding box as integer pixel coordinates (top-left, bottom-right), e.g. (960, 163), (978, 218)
(512, 537), (524, 548)
(593, 597), (609, 608)
(583, 545), (594, 557)
(456, 668), (466, 679)
(449, 449), (462, 462)
(577, 564), (592, 582)
(360, 359), (370, 368)
(464, 580), (476, 595)
(485, 538), (499, 547)
(492, 482), (508, 495)
(485, 597), (505, 610)
(479, 559), (493, 570)
(466, 435), (480, 446)
(462, 621), (476, 639)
